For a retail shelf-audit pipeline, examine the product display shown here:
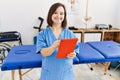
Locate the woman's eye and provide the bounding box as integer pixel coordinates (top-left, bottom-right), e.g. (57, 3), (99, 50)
(53, 12), (64, 15)
(54, 12), (57, 14)
(60, 13), (64, 15)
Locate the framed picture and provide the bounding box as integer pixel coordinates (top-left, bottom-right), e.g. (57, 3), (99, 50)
(66, 0), (81, 15)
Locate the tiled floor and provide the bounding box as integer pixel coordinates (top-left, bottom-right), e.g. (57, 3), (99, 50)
(0, 63), (120, 80)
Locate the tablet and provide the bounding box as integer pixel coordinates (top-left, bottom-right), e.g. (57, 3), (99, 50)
(56, 38), (78, 58)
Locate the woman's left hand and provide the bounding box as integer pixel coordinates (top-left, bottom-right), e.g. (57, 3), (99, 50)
(67, 52), (76, 59)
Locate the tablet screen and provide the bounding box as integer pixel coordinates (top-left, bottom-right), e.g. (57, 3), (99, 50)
(56, 38), (78, 58)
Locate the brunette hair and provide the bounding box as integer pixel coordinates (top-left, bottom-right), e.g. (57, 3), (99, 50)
(47, 3), (67, 28)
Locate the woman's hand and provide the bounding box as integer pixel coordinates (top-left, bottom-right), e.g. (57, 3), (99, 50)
(51, 40), (60, 49)
(40, 40), (60, 57)
(67, 52), (76, 59)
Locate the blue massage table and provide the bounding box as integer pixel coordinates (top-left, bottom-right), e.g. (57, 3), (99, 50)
(1, 41), (120, 80)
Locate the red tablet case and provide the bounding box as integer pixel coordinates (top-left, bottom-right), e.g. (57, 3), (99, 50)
(56, 38), (78, 58)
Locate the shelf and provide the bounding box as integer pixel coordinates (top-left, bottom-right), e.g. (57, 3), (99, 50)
(72, 28), (120, 43)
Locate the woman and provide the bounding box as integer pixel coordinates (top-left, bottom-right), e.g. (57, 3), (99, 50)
(36, 2), (79, 80)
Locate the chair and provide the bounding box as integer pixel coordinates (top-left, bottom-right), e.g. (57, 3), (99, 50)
(0, 31), (22, 64)
(0, 31), (22, 45)
(0, 48), (5, 64)
(0, 43), (11, 64)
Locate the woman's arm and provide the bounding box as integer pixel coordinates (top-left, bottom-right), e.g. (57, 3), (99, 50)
(40, 40), (60, 57)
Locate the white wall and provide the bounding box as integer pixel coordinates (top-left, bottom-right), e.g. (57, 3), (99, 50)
(0, 0), (119, 44)
(116, 0), (120, 28)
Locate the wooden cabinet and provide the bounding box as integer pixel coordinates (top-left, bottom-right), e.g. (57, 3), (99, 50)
(74, 33), (82, 42)
(84, 33), (101, 42)
(72, 28), (120, 43)
(102, 29), (120, 43)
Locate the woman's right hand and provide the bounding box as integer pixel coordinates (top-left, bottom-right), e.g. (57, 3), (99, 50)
(52, 40), (60, 49)
(40, 40), (60, 56)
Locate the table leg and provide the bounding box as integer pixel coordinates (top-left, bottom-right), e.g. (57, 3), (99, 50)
(104, 62), (110, 75)
(18, 69), (22, 80)
(11, 70), (15, 80)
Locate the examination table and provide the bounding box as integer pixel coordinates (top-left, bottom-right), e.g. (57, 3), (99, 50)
(1, 41), (120, 80)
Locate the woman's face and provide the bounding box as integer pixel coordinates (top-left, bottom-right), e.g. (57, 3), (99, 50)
(52, 6), (65, 25)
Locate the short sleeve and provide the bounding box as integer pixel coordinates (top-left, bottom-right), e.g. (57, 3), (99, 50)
(36, 31), (47, 54)
(74, 43), (79, 54)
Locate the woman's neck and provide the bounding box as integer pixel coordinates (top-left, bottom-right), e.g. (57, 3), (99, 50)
(51, 24), (62, 31)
